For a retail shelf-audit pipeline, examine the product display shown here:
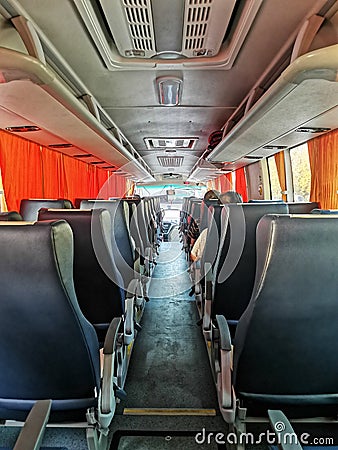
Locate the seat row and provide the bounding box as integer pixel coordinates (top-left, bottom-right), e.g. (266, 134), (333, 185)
(184, 200), (338, 445)
(0, 196), (162, 450)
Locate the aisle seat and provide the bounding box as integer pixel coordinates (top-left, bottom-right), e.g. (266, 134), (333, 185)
(215, 214), (338, 442)
(203, 202), (288, 339)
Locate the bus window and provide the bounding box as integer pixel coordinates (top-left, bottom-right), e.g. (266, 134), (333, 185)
(267, 156), (282, 200)
(290, 143), (311, 202)
(0, 169), (7, 212)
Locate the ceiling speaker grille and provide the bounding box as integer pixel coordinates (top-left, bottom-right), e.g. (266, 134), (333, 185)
(157, 156), (184, 167)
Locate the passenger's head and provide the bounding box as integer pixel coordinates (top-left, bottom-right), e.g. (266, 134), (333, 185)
(203, 189), (220, 202)
(219, 191), (243, 204)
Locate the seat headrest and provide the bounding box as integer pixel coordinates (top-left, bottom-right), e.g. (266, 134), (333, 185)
(0, 211), (23, 221)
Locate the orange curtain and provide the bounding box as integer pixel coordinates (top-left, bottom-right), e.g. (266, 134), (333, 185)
(215, 172), (233, 193)
(0, 130), (127, 211)
(235, 167), (248, 202)
(274, 151), (287, 201)
(0, 132), (44, 211)
(308, 129), (338, 209)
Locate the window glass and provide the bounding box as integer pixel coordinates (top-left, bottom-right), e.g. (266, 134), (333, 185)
(290, 143), (311, 202)
(0, 169), (6, 212)
(267, 157), (282, 200)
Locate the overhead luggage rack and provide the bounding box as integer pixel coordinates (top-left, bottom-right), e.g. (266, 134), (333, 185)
(0, 47), (154, 182)
(207, 44), (338, 164)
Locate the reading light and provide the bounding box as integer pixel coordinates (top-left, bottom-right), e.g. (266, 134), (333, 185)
(157, 76), (182, 106)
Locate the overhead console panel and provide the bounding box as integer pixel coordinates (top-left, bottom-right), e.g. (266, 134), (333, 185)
(98, 0), (237, 59)
(73, 0), (262, 69)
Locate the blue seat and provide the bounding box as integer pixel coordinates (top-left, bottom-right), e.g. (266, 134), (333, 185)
(203, 203), (288, 338)
(0, 220), (122, 448)
(38, 208), (135, 348)
(311, 208), (338, 214)
(80, 200), (147, 315)
(19, 199), (68, 221)
(287, 202), (319, 214)
(0, 211), (22, 221)
(215, 214), (338, 442)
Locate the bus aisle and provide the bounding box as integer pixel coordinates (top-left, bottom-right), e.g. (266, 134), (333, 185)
(110, 240), (226, 449)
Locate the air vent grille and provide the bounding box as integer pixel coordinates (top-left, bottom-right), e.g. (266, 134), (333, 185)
(144, 137), (198, 149)
(296, 127), (331, 134)
(48, 143), (74, 149)
(162, 173), (182, 180)
(5, 125), (40, 132)
(157, 156), (184, 167)
(182, 0), (237, 57)
(123, 0), (155, 55)
(184, 0), (211, 53)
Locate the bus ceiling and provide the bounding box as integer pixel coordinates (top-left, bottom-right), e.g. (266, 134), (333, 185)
(0, 0), (336, 184)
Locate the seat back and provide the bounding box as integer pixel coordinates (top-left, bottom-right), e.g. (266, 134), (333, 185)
(287, 201), (319, 214)
(123, 198), (144, 256)
(200, 199), (220, 231)
(311, 208), (338, 214)
(0, 220), (100, 421)
(38, 209), (125, 337)
(20, 199), (67, 221)
(200, 204), (223, 277)
(60, 198), (74, 209)
(0, 211), (23, 221)
(249, 199), (285, 203)
(233, 214), (338, 414)
(80, 200), (136, 288)
(213, 203), (288, 321)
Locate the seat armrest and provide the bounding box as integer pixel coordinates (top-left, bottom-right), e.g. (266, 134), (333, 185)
(133, 247), (142, 274)
(13, 400), (52, 450)
(216, 314), (232, 351)
(215, 315), (235, 422)
(99, 317), (122, 430)
(203, 262), (213, 336)
(268, 410), (303, 450)
(124, 296), (134, 345)
(103, 317), (121, 355)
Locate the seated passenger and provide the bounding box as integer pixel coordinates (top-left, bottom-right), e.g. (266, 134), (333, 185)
(188, 189), (220, 244)
(190, 191), (242, 262)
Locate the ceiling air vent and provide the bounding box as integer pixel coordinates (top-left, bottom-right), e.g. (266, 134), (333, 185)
(145, 137), (198, 149)
(48, 143), (74, 149)
(97, 0), (237, 59)
(98, 0), (156, 58)
(182, 0), (237, 57)
(296, 127), (331, 133)
(157, 156), (184, 167)
(73, 154), (93, 158)
(262, 145), (288, 150)
(5, 125), (40, 132)
(162, 173), (182, 180)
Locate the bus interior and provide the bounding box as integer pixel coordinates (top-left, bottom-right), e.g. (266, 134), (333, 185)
(0, 0), (338, 449)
